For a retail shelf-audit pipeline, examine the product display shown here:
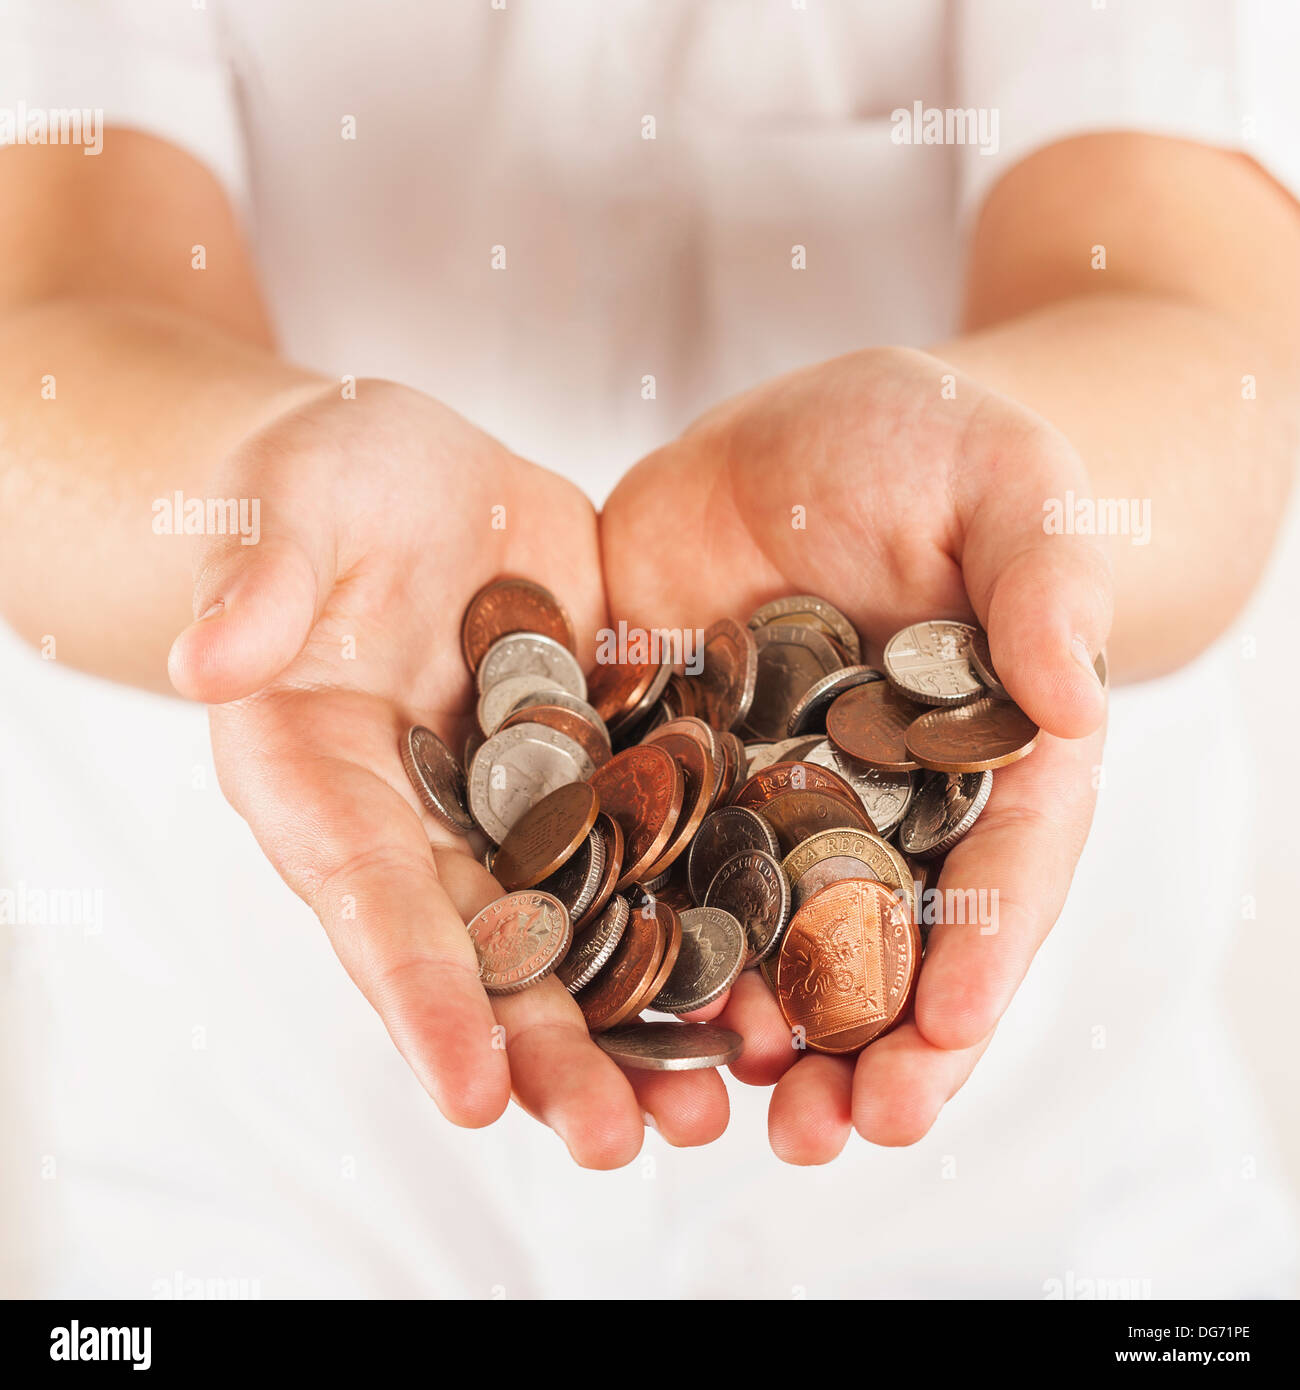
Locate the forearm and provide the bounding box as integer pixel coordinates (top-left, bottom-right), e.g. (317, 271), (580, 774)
(935, 292), (1297, 681)
(0, 297), (325, 691)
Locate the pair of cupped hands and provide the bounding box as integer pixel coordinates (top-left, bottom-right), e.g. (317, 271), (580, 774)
(168, 345), (1111, 1168)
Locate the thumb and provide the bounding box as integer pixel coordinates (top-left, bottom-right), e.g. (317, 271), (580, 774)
(958, 419), (1113, 740)
(168, 521), (332, 705)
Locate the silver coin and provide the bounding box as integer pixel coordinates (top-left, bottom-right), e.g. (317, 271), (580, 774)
(593, 1020), (743, 1071)
(476, 631), (588, 700)
(400, 725), (475, 834)
(687, 804), (780, 905)
(785, 665), (884, 736)
(747, 595), (861, 663)
(652, 906), (747, 1013)
(698, 618), (758, 732)
(898, 770), (993, 859)
(803, 739), (914, 835)
(883, 620), (984, 707)
(466, 890), (572, 995)
(744, 734), (825, 776)
(781, 826), (913, 918)
(467, 722), (595, 844)
(704, 850), (791, 965)
(558, 893), (629, 993)
(537, 827), (607, 922)
(478, 673), (568, 736)
(968, 628), (1010, 700)
(504, 688), (612, 746)
(745, 625), (845, 740)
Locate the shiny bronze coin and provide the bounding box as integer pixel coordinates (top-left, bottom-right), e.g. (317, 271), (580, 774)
(461, 576), (575, 671)
(498, 703), (611, 768)
(578, 895), (666, 1032)
(775, 878), (919, 1054)
(704, 849), (791, 966)
(698, 618), (758, 731)
(968, 628), (1010, 700)
(756, 787), (874, 856)
(786, 665), (884, 736)
(904, 697), (1039, 773)
(641, 719), (721, 877)
(573, 812), (624, 930)
(642, 900), (684, 1004)
(466, 890), (573, 995)
(825, 680), (926, 772)
(558, 893), (629, 993)
(712, 731), (745, 808)
(686, 804), (780, 905)
(588, 745), (684, 888)
(732, 760), (864, 818)
(586, 659), (660, 729)
(593, 1020), (743, 1071)
(536, 827), (606, 921)
(490, 782), (600, 891)
(652, 906), (747, 1013)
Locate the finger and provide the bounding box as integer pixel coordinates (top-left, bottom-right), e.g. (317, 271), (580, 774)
(710, 970), (800, 1086)
(914, 726), (1103, 1052)
(851, 1021), (992, 1146)
(767, 1053), (854, 1165)
(492, 978), (645, 1169)
(168, 420), (337, 704)
(625, 1067), (730, 1147)
(957, 407), (1112, 738)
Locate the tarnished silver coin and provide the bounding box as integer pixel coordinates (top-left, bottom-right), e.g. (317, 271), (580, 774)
(557, 893), (629, 993)
(652, 906), (747, 1013)
(466, 890), (572, 994)
(704, 850), (790, 965)
(476, 630), (587, 700)
(969, 628), (1010, 701)
(786, 665), (884, 736)
(537, 827), (607, 922)
(745, 625), (844, 741)
(467, 722), (596, 843)
(883, 620), (984, 707)
(747, 595), (861, 663)
(478, 673), (569, 735)
(803, 739), (914, 835)
(400, 725), (475, 834)
(744, 734), (825, 776)
(898, 770), (993, 859)
(593, 1020), (743, 1071)
(686, 804), (780, 905)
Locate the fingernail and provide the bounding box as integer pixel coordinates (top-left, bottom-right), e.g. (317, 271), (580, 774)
(1071, 635), (1101, 686)
(196, 599), (225, 622)
(642, 1110), (658, 1132)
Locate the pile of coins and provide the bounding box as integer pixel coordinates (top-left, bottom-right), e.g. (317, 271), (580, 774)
(401, 578), (1083, 1071)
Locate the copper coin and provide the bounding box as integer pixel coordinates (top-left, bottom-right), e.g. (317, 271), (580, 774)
(558, 893), (629, 993)
(461, 576), (575, 671)
(686, 804), (780, 905)
(746, 625), (844, 741)
(660, 671), (701, 722)
(586, 659), (660, 728)
(579, 893), (666, 1031)
(732, 760), (864, 818)
(698, 618), (758, 731)
(905, 697), (1039, 772)
(593, 1020), (743, 1071)
(898, 770), (993, 859)
(652, 906), (747, 1013)
(641, 719), (720, 876)
(775, 878), (919, 1054)
(400, 725), (474, 834)
(498, 703), (611, 768)
(704, 849), (791, 966)
(536, 826), (607, 921)
(490, 782), (599, 891)
(803, 740), (914, 836)
(968, 628), (1010, 700)
(713, 731), (745, 808)
(466, 890), (572, 995)
(786, 665), (884, 736)
(589, 745), (684, 888)
(573, 812), (624, 930)
(825, 680), (926, 772)
(642, 899), (684, 1003)
(883, 619), (983, 707)
(757, 787), (874, 856)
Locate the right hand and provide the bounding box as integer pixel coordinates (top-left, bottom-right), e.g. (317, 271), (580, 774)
(168, 380), (730, 1166)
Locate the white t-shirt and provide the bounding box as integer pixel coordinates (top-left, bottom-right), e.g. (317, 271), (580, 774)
(1, 0), (1296, 1297)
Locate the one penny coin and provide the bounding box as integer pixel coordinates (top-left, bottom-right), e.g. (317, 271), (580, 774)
(757, 787), (875, 856)
(825, 680), (925, 772)
(461, 577), (575, 671)
(490, 782), (599, 891)
(589, 745), (684, 888)
(578, 896), (666, 1032)
(904, 697), (1039, 773)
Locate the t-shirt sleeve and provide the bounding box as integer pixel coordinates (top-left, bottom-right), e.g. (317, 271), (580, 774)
(951, 0), (1300, 226)
(0, 0), (247, 216)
